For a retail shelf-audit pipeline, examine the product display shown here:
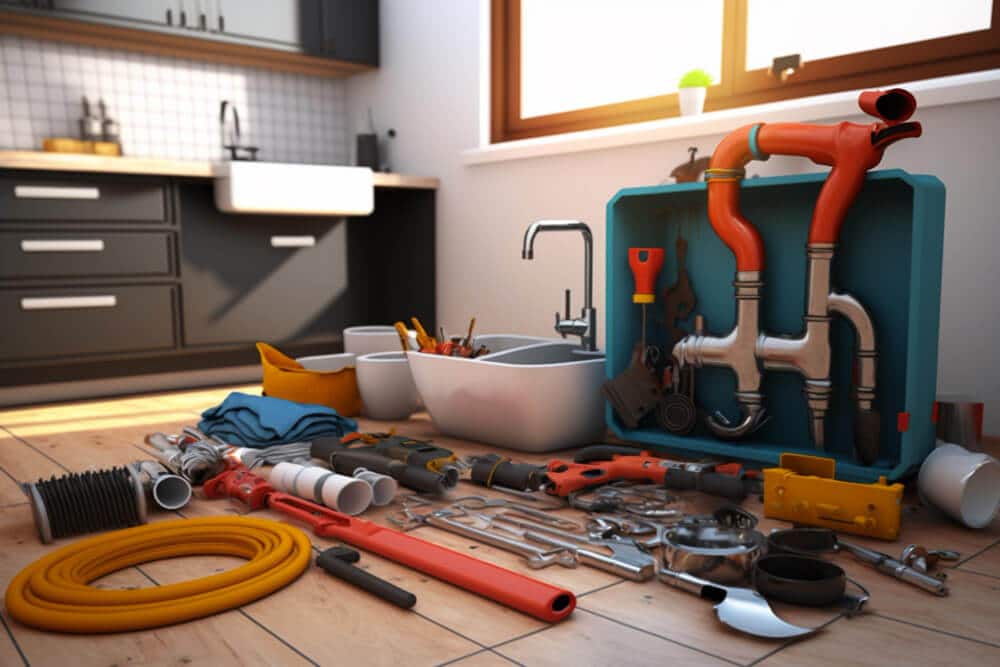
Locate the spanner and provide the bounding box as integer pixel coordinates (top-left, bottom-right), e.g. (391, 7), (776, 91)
(488, 515), (656, 581)
(420, 509), (577, 569)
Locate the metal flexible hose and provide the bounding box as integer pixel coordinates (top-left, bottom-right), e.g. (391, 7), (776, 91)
(5, 516), (311, 633)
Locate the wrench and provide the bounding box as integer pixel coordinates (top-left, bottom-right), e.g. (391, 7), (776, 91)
(422, 509), (577, 569)
(451, 495), (580, 530)
(489, 515), (656, 581)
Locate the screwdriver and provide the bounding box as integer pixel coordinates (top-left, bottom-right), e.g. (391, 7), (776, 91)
(628, 248), (664, 363)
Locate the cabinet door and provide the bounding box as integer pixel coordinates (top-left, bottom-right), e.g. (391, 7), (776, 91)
(178, 183), (364, 347)
(319, 0), (378, 65)
(214, 0), (309, 49)
(51, 0), (173, 27)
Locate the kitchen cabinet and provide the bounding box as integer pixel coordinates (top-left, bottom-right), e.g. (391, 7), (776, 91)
(51, 0), (175, 28)
(213, 0), (318, 50)
(177, 182), (366, 347)
(316, 0), (379, 66)
(0, 160), (435, 398)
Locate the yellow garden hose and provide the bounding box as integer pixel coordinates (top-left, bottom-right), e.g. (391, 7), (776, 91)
(5, 516), (311, 633)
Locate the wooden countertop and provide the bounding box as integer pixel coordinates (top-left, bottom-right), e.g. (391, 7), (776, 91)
(0, 151), (439, 190)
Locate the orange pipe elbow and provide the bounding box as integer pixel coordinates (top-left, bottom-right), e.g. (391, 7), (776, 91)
(706, 125), (766, 272)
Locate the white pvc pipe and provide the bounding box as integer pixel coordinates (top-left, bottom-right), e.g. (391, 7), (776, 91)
(353, 467), (398, 506)
(272, 462), (373, 516)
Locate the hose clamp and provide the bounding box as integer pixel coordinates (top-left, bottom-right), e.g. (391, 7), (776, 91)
(749, 123), (770, 161)
(704, 168), (746, 182)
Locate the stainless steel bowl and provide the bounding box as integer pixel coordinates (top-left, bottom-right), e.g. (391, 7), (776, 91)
(662, 524), (764, 585)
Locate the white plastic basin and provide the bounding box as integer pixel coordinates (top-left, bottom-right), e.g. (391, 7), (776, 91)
(213, 161), (374, 216)
(407, 335), (606, 452)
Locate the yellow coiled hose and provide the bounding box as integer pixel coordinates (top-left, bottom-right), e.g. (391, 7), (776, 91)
(5, 516), (311, 633)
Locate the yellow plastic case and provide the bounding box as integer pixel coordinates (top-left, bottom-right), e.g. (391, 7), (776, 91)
(763, 453), (903, 540)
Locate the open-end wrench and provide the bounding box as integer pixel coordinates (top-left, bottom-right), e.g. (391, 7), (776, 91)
(489, 515), (656, 581)
(451, 495), (580, 530)
(422, 509), (577, 570)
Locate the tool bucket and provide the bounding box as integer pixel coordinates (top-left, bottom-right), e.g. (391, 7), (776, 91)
(257, 342), (362, 416)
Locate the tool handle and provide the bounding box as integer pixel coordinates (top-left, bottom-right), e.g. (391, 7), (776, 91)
(698, 473), (748, 502)
(545, 456), (668, 497)
(469, 455), (544, 491)
(628, 248), (664, 303)
(316, 548), (417, 609)
(573, 445), (645, 463)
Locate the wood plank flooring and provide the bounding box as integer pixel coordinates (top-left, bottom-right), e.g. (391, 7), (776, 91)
(0, 384), (998, 666)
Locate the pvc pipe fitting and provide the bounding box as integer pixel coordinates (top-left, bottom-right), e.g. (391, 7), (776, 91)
(918, 442), (1000, 529)
(318, 473), (373, 516)
(353, 467), (398, 506)
(273, 462), (373, 515)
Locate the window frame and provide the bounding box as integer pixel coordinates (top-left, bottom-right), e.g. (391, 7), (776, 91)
(491, 0), (1000, 143)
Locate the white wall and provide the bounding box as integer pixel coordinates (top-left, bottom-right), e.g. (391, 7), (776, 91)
(347, 0), (1000, 433)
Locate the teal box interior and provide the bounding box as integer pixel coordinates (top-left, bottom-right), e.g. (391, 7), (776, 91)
(605, 170), (945, 482)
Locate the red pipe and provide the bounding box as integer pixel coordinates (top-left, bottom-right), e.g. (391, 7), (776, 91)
(705, 90), (921, 262)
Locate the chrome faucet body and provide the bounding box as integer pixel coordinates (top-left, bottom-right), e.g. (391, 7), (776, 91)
(522, 220), (598, 352)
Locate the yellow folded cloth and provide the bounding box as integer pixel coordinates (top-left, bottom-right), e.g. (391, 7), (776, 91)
(257, 342), (361, 417)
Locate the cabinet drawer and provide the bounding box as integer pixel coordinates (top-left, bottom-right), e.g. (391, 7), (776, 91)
(0, 285), (176, 362)
(0, 176), (167, 222)
(0, 231), (173, 279)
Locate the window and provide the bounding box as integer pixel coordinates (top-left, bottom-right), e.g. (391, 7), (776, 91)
(491, 0), (1000, 142)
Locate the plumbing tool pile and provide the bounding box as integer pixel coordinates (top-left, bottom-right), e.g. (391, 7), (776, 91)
(5, 88), (996, 650)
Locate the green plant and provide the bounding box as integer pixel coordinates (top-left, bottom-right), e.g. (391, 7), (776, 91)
(678, 69), (714, 88)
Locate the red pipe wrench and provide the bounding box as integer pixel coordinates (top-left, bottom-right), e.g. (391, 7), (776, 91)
(203, 462), (575, 623)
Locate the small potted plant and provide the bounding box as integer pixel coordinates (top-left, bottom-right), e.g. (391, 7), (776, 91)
(678, 68), (713, 116)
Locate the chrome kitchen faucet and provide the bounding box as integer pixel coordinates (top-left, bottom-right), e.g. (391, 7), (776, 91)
(522, 220), (598, 352)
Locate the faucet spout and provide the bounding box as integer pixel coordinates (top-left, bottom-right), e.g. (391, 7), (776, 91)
(521, 220), (597, 351)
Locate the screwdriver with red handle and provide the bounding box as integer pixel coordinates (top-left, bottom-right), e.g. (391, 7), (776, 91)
(628, 248), (664, 363)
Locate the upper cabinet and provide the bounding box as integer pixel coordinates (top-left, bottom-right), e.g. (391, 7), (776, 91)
(212, 0), (315, 51)
(51, 1), (176, 27)
(1, 0), (378, 71)
(315, 0), (379, 66)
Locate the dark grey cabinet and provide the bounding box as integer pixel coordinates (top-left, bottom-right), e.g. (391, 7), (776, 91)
(0, 168), (434, 391)
(315, 0), (378, 66)
(177, 182), (364, 347)
(0, 230), (173, 279)
(0, 285), (177, 362)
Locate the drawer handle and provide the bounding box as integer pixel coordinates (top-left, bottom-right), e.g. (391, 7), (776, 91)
(14, 185), (101, 200)
(20, 295), (118, 311)
(270, 235), (316, 248)
(20, 240), (106, 253)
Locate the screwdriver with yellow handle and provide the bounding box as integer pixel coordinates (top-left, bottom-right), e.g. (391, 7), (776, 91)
(410, 317), (438, 352)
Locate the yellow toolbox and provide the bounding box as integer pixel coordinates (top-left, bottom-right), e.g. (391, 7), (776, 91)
(763, 453), (903, 540)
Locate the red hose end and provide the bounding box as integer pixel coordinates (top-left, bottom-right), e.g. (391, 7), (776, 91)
(859, 88), (916, 124)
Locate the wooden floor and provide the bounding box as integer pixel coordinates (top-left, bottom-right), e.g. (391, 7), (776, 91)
(0, 385), (998, 666)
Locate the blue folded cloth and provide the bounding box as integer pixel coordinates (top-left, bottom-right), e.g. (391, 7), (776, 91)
(198, 392), (357, 447)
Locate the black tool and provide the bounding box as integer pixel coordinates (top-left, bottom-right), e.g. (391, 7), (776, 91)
(601, 346), (662, 429)
(753, 554), (866, 614)
(657, 233), (699, 435)
(310, 442), (453, 496)
(316, 546), (417, 609)
(468, 454), (545, 491)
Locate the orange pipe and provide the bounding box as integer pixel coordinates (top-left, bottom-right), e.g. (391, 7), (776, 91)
(706, 125), (765, 272)
(706, 90), (921, 256)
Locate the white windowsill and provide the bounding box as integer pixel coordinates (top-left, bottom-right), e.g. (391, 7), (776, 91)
(462, 70), (1000, 166)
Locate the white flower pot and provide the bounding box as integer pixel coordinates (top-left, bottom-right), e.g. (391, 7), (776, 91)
(679, 87), (707, 116)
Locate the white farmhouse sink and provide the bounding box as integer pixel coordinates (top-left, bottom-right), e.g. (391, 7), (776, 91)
(408, 334), (607, 452)
(213, 161), (374, 216)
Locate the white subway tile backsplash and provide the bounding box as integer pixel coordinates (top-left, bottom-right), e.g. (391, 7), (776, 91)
(0, 35), (347, 164)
